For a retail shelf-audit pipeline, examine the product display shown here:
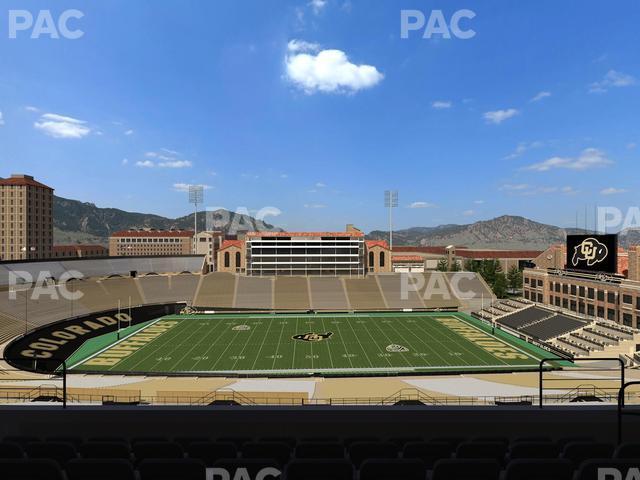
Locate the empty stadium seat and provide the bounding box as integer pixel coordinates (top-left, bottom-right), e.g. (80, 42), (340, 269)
(138, 458), (206, 480)
(242, 441), (290, 466)
(79, 441), (130, 459)
(359, 458), (426, 480)
(284, 459), (354, 480)
(614, 442), (640, 458)
(576, 459), (640, 480)
(25, 441), (77, 467)
(344, 436), (379, 447)
(174, 437), (209, 449)
(187, 441), (237, 466)
(455, 441), (507, 463)
(218, 436), (253, 448)
(0, 458), (65, 480)
(402, 442), (453, 468)
(561, 441), (614, 467)
(213, 458), (280, 479)
(431, 458), (500, 480)
(508, 441), (561, 460)
(133, 441), (184, 463)
(504, 459), (574, 480)
(295, 442), (344, 459)
(348, 441), (397, 467)
(3, 436), (40, 446)
(387, 436), (423, 448)
(66, 458), (136, 480)
(260, 437), (297, 448)
(0, 442), (24, 459)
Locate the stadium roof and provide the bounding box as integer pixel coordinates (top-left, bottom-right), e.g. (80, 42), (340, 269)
(220, 239), (244, 251)
(111, 230), (194, 237)
(392, 246), (542, 258)
(0, 174), (53, 190)
(247, 231), (365, 238)
(365, 240), (389, 249)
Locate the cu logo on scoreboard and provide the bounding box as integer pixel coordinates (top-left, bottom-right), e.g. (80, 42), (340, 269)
(571, 237), (609, 267)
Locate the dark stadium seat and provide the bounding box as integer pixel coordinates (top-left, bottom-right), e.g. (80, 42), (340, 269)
(431, 458), (501, 480)
(3, 436), (40, 446)
(174, 437), (209, 450)
(213, 458), (281, 479)
(557, 437), (593, 448)
(561, 441), (614, 467)
(614, 442), (640, 458)
(218, 436), (253, 448)
(242, 441), (291, 466)
(508, 441), (561, 459)
(0, 458), (65, 480)
(187, 441), (237, 466)
(344, 436), (379, 447)
(576, 459), (640, 480)
(431, 437), (465, 448)
(133, 441), (184, 462)
(513, 436), (552, 443)
(473, 436), (509, 446)
(295, 442), (344, 459)
(260, 436), (297, 448)
(300, 437), (340, 443)
(388, 436), (423, 448)
(455, 441), (507, 463)
(25, 441), (77, 467)
(402, 442), (453, 468)
(504, 459), (574, 480)
(0, 442), (24, 459)
(138, 458), (206, 480)
(348, 441), (398, 467)
(132, 437), (169, 446)
(79, 441), (130, 459)
(66, 458), (136, 480)
(359, 458), (426, 480)
(46, 436), (83, 447)
(284, 459), (354, 480)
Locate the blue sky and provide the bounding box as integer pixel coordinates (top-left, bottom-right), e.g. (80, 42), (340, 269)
(0, 0), (638, 232)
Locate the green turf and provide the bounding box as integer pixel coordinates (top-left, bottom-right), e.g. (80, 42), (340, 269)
(69, 312), (559, 376)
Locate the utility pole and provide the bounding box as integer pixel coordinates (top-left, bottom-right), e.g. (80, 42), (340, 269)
(189, 185), (204, 253)
(384, 190), (398, 251)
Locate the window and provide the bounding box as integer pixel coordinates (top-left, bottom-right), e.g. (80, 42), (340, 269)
(369, 251), (374, 267)
(607, 308), (616, 321)
(587, 288), (594, 299)
(236, 251), (241, 268)
(623, 313), (633, 326)
(597, 290), (605, 302)
(607, 292), (616, 303)
(224, 252), (230, 268)
(623, 294), (632, 304)
(570, 285), (576, 295)
(379, 251), (385, 267)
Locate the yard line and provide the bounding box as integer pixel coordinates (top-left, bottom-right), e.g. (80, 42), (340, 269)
(366, 316), (414, 368)
(169, 321), (223, 370)
(408, 315), (476, 367)
(250, 315), (274, 371)
(320, 316), (335, 369)
(210, 325), (244, 370)
(332, 316), (356, 369)
(191, 319), (238, 370)
(230, 319), (264, 370)
(271, 315), (287, 370)
(350, 314), (393, 369)
(391, 316), (452, 368)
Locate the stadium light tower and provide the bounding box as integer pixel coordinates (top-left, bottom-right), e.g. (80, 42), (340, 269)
(189, 185), (204, 253)
(384, 190), (398, 251)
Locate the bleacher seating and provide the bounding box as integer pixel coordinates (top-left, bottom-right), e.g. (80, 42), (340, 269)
(497, 307), (550, 330)
(521, 315), (587, 341)
(0, 436), (625, 480)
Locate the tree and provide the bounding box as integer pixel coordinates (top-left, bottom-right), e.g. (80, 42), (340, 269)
(493, 272), (508, 298)
(507, 265), (523, 291)
(436, 258), (449, 272)
(450, 260), (461, 272)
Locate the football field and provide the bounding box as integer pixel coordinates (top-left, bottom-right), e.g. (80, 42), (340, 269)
(69, 312), (556, 376)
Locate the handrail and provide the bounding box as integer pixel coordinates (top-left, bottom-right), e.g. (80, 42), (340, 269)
(617, 380), (640, 443)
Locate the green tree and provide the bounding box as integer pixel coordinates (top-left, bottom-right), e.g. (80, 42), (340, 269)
(493, 272), (508, 298)
(436, 258), (449, 272)
(507, 265), (523, 291)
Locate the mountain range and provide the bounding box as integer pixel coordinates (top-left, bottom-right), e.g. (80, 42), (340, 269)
(53, 196), (640, 250)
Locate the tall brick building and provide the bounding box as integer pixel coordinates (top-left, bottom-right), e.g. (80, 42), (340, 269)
(0, 174), (53, 261)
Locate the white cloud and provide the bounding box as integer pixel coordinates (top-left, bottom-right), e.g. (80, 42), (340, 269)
(34, 113), (91, 139)
(285, 40), (383, 94)
(135, 160), (155, 168)
(504, 140), (544, 160)
(25, 106), (39, 112)
(524, 148), (613, 172)
(501, 183), (578, 196)
(280, 174), (289, 179)
(287, 39), (320, 53)
(627, 142), (637, 150)
(304, 203), (326, 208)
(309, 0), (327, 15)
(500, 183), (530, 191)
(432, 100), (452, 109)
(462, 210), (475, 217)
(473, 200), (485, 204)
(408, 201), (435, 209)
(530, 91), (551, 102)
(121, 158), (129, 166)
(139, 150), (192, 168)
(600, 187), (627, 195)
(483, 108), (519, 125)
(124, 129), (134, 136)
(0, 112), (4, 126)
(589, 70), (636, 93)
(173, 183), (212, 193)
(315, 182), (326, 188)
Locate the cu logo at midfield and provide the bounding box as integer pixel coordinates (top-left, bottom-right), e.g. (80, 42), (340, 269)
(572, 237), (609, 267)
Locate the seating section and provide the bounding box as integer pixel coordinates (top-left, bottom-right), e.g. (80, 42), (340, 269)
(343, 277), (387, 310)
(0, 436), (626, 480)
(521, 315), (587, 341)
